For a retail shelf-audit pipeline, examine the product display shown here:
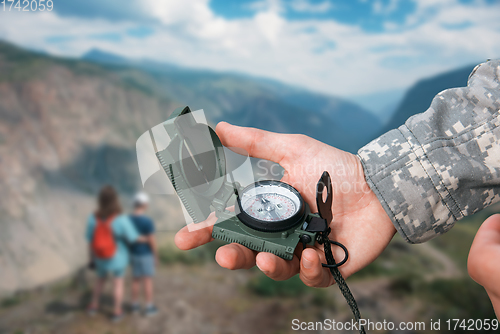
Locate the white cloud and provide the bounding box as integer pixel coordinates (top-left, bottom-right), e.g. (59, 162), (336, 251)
(255, 10), (285, 44)
(0, 0), (499, 97)
(144, 0), (214, 25)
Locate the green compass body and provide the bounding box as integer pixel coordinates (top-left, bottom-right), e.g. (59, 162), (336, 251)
(156, 106), (326, 260)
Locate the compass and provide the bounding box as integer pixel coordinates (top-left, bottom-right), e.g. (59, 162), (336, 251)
(156, 106), (335, 261)
(236, 180), (305, 232)
(151, 106), (359, 332)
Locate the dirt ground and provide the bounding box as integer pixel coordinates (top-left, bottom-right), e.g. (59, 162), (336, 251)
(0, 238), (467, 334)
(0, 267), (438, 334)
(0, 264), (318, 334)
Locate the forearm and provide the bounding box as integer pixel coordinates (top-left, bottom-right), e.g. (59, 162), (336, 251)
(358, 59), (500, 243)
(149, 237), (159, 259)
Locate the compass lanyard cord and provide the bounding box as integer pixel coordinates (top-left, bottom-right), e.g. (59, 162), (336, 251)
(321, 233), (366, 334)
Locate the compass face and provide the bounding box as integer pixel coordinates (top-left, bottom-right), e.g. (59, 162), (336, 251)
(241, 190), (299, 222)
(236, 181), (305, 232)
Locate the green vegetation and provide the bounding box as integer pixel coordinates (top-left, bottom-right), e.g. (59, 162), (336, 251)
(421, 278), (495, 320)
(247, 275), (308, 298)
(353, 206), (500, 282)
(388, 275), (496, 329)
(429, 220), (481, 269)
(351, 238), (441, 280)
(1, 295), (23, 309)
(310, 288), (336, 308)
(246, 274), (336, 308)
(158, 239), (224, 266)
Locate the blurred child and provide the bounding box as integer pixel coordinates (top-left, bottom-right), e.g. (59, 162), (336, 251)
(86, 185), (141, 322)
(129, 192), (159, 317)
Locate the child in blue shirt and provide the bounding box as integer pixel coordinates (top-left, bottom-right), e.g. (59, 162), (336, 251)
(129, 192), (159, 317)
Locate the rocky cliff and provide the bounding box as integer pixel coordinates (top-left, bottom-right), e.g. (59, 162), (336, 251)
(0, 42), (183, 295)
(0, 41), (380, 296)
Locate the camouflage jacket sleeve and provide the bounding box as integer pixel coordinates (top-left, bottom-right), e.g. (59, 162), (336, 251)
(357, 60), (500, 243)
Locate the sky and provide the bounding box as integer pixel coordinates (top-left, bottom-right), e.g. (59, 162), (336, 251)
(0, 0), (499, 100)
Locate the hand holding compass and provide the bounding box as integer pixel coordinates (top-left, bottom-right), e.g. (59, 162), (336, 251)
(175, 121), (396, 287)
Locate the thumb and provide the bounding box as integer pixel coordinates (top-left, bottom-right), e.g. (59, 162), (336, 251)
(299, 248), (334, 287)
(468, 214), (500, 288)
(215, 122), (290, 164)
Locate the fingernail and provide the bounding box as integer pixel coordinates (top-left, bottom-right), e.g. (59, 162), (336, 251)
(256, 262), (269, 274)
(302, 257), (313, 269)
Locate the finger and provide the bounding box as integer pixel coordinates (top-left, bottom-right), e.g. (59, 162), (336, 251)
(473, 214), (500, 245)
(299, 248), (334, 287)
(215, 243), (257, 270)
(215, 122), (289, 164)
(174, 225), (214, 250)
(468, 214), (500, 285)
(255, 252), (300, 281)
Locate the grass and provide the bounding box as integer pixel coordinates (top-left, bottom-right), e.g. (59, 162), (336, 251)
(429, 204), (500, 271)
(352, 204), (500, 283)
(429, 220), (481, 269)
(310, 288), (337, 308)
(0, 273), (88, 314)
(421, 278), (495, 320)
(158, 239), (224, 266)
(1, 295), (23, 309)
(351, 238), (441, 280)
(388, 274), (496, 327)
(247, 275), (308, 298)
(246, 273), (336, 310)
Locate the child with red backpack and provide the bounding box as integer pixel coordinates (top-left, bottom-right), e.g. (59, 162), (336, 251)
(86, 185), (141, 322)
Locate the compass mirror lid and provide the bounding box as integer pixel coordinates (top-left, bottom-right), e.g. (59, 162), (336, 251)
(164, 106), (227, 197)
(136, 106), (254, 230)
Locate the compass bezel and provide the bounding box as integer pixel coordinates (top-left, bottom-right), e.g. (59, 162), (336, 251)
(236, 180), (305, 232)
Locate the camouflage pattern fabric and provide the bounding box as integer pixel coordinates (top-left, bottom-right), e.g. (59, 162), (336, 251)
(358, 59), (500, 243)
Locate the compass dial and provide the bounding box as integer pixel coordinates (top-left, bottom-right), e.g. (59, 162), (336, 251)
(236, 180), (305, 232)
(242, 193), (298, 221)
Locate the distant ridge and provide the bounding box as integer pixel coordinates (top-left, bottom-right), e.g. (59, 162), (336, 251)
(82, 48), (129, 64)
(80, 48), (383, 152)
(381, 64), (477, 134)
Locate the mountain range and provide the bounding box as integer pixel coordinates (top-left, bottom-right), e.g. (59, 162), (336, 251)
(82, 48), (382, 152)
(0, 41), (380, 295)
(0, 40), (480, 296)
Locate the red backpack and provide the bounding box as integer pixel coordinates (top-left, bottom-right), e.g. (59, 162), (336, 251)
(92, 215), (116, 259)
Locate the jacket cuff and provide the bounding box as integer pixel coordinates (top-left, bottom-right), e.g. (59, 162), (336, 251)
(357, 126), (462, 244)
